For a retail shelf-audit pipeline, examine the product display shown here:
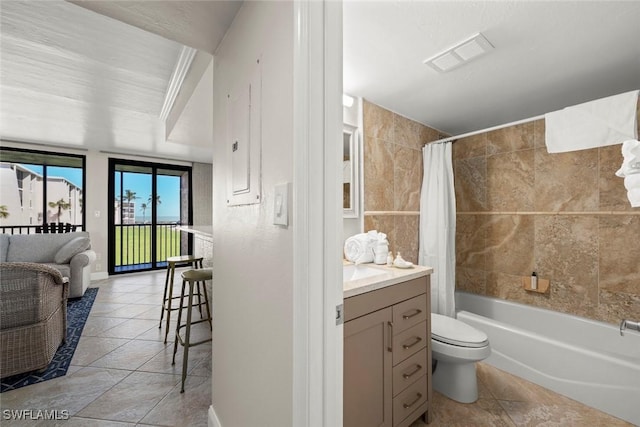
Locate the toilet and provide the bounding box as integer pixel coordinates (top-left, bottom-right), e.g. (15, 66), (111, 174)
(431, 313), (491, 403)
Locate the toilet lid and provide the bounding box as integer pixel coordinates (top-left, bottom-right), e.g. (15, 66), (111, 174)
(431, 313), (489, 348)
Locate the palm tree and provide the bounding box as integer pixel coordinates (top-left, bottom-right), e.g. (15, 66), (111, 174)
(0, 205), (9, 219)
(140, 203), (148, 223)
(48, 198), (71, 223)
(148, 194), (161, 206)
(124, 189), (138, 204)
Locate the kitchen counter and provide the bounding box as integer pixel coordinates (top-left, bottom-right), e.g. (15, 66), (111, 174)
(343, 262), (433, 298)
(176, 225), (213, 241)
(177, 225), (213, 268)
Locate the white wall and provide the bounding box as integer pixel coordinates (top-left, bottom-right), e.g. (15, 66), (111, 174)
(210, 2), (294, 426)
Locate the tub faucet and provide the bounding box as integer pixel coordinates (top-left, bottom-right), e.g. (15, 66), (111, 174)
(619, 319), (640, 336)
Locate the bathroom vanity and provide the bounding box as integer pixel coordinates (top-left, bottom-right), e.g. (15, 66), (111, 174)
(343, 263), (433, 427)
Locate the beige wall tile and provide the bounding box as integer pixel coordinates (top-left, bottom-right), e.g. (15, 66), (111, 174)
(599, 145), (632, 211)
(534, 215), (599, 315)
(456, 215), (487, 270)
(599, 215), (640, 294)
(394, 215), (419, 264)
(535, 147), (598, 212)
(394, 145), (422, 211)
(485, 215), (534, 276)
(363, 100), (394, 143)
(454, 156), (487, 212)
(363, 137), (394, 211)
(487, 150), (535, 211)
(456, 267), (486, 294)
(487, 122), (535, 155)
(533, 119), (546, 148)
(453, 134), (486, 160)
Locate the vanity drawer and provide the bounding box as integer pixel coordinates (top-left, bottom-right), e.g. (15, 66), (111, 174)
(393, 348), (427, 397)
(393, 375), (427, 427)
(392, 294), (427, 333)
(392, 321), (427, 365)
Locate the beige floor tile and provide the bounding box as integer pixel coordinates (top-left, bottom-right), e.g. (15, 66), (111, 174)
(81, 317), (129, 336)
(140, 375), (211, 426)
(1, 367), (131, 419)
(106, 304), (161, 318)
(138, 342), (211, 376)
(76, 372), (180, 423)
(97, 318), (158, 339)
(89, 340), (167, 370)
(411, 392), (516, 427)
(498, 400), (634, 426)
(70, 336), (130, 366)
(88, 302), (129, 317)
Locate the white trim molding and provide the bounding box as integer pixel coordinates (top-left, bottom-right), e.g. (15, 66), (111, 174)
(159, 45), (197, 122)
(292, 1), (343, 426)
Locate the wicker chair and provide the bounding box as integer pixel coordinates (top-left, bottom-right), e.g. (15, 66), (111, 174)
(0, 262), (68, 378)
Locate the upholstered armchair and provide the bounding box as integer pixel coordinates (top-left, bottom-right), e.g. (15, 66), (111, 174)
(0, 262), (68, 378)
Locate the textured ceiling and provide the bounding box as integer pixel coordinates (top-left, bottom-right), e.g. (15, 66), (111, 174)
(0, 0), (236, 162)
(344, 1), (640, 137)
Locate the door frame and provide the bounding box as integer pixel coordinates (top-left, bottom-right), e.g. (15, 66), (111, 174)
(292, 1), (344, 426)
(107, 157), (193, 274)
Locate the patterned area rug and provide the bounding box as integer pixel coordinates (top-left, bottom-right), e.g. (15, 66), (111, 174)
(0, 287), (99, 392)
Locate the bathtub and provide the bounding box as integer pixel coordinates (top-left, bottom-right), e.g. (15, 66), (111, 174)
(455, 291), (640, 425)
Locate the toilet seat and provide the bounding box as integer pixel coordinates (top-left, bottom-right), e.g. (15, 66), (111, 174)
(431, 313), (488, 348)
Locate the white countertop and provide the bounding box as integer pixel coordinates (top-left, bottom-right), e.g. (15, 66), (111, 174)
(343, 262), (433, 298)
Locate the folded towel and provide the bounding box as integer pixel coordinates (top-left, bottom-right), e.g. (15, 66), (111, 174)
(615, 139), (640, 177)
(625, 174), (640, 191)
(344, 231), (378, 264)
(545, 90), (639, 153)
(627, 188), (640, 207)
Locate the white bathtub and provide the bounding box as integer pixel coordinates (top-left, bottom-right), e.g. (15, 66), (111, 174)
(455, 291), (640, 425)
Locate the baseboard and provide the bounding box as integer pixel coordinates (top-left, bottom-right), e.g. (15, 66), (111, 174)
(208, 405), (221, 427)
(90, 272), (109, 281)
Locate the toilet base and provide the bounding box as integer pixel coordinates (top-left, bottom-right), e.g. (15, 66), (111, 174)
(432, 359), (479, 403)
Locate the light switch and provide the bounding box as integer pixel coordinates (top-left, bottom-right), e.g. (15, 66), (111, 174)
(273, 183), (289, 226)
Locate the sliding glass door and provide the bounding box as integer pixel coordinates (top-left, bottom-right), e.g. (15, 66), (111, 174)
(108, 159), (192, 274)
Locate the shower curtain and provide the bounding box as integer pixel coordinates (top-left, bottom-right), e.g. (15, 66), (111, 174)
(419, 142), (456, 317)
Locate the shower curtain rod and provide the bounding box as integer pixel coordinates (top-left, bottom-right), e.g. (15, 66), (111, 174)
(426, 114), (545, 145)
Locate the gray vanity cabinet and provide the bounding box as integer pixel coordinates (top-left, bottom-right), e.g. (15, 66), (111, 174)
(344, 276), (432, 427)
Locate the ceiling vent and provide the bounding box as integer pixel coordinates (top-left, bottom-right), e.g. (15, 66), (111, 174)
(423, 32), (494, 73)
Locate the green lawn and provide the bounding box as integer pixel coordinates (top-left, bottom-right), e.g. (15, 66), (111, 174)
(114, 225), (182, 266)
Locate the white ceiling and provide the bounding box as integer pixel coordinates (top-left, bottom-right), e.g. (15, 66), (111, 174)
(0, 0), (238, 162)
(344, 1), (640, 137)
(1, 1), (639, 161)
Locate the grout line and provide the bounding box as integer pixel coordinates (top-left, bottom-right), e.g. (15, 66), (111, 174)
(457, 211), (640, 215)
(364, 211), (420, 215)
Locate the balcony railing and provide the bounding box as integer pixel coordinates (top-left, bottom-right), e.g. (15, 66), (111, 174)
(114, 223), (183, 271)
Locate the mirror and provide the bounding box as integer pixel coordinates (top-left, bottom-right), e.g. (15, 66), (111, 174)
(343, 124), (359, 218)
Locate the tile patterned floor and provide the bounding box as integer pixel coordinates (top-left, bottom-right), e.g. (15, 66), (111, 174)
(1, 270), (633, 426)
(1, 270), (212, 427)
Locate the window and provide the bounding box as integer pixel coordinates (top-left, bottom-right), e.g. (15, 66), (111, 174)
(0, 148), (85, 234)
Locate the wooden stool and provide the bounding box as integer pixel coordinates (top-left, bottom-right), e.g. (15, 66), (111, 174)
(159, 255), (204, 343)
(172, 268), (213, 392)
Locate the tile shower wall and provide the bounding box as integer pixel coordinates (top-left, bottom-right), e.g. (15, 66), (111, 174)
(454, 100), (640, 325)
(362, 100), (443, 264)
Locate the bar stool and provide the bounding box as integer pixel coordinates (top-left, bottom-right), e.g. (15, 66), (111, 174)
(159, 255), (204, 343)
(172, 268), (213, 392)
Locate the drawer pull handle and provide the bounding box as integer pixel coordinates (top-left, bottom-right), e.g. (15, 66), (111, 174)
(402, 336), (422, 350)
(402, 392), (423, 409)
(387, 322), (393, 352)
(402, 364), (423, 379)
(402, 309), (422, 320)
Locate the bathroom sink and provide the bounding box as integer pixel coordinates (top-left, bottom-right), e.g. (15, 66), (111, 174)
(343, 264), (387, 282)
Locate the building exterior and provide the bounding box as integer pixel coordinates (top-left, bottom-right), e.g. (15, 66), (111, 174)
(0, 162), (83, 227)
(114, 200), (136, 224)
